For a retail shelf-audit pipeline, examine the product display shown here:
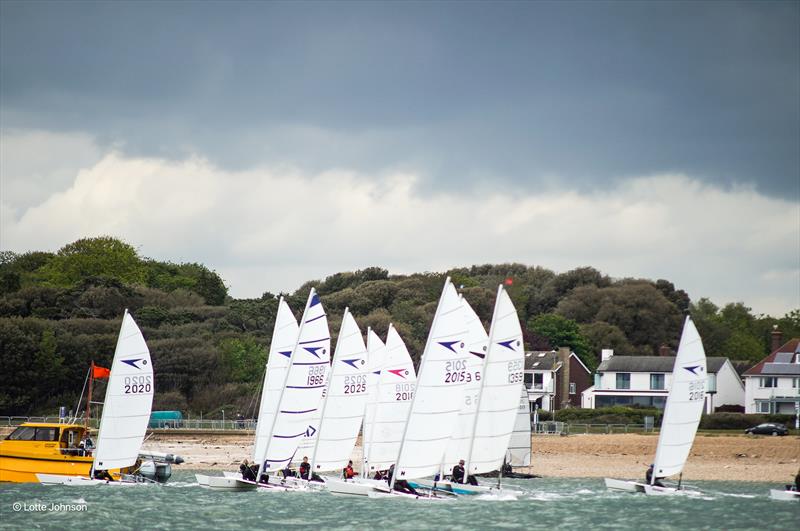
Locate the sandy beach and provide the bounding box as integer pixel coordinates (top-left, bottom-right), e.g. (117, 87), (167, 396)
(141, 432), (799, 483)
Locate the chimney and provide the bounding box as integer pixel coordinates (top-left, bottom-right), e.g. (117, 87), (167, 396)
(771, 325), (782, 353)
(659, 345), (672, 357)
(558, 347), (571, 408)
(601, 349), (614, 362)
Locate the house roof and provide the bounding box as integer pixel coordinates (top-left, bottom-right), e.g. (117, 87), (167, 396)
(597, 356), (730, 374)
(523, 350), (591, 374)
(742, 338), (800, 376)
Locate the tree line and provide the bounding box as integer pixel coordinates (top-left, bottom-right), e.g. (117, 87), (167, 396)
(1, 237), (797, 417)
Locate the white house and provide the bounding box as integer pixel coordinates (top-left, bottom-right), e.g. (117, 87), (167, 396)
(742, 338), (800, 414)
(581, 349), (744, 413)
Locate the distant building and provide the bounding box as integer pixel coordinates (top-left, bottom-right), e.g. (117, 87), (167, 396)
(523, 347), (593, 411)
(581, 349), (744, 413)
(742, 335), (800, 414)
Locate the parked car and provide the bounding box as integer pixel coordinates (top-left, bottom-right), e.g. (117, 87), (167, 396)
(744, 423), (788, 436)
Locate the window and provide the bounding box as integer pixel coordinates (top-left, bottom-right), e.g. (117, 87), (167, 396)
(616, 373), (630, 390)
(7, 426), (36, 441)
(756, 401), (771, 414)
(760, 377), (777, 388)
(5, 427), (58, 441)
(569, 382), (576, 395)
(34, 428), (58, 441)
(650, 374), (665, 390)
(533, 373), (543, 389)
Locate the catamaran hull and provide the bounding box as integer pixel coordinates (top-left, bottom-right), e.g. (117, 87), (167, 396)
(408, 478), (514, 496)
(195, 474), (258, 491)
(37, 473), (143, 486)
(604, 478), (645, 493)
(769, 489), (800, 501)
(325, 477), (393, 497)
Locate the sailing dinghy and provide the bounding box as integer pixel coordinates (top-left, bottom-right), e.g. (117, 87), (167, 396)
(325, 325), (417, 497)
(414, 286), (525, 496)
(379, 278), (469, 498)
(604, 316), (707, 495)
(289, 308), (371, 488)
(38, 310), (155, 486)
(196, 296), (299, 491)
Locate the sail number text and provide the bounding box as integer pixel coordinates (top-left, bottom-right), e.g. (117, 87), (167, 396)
(395, 383), (415, 401)
(123, 375), (152, 394)
(688, 380), (705, 401)
(444, 360), (468, 383)
(343, 374), (367, 394)
(507, 359), (524, 384)
(307, 365), (326, 386)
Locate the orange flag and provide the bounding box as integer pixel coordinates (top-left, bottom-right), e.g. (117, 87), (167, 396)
(92, 364), (111, 379)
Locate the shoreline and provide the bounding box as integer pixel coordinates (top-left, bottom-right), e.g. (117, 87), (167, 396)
(141, 432), (799, 483)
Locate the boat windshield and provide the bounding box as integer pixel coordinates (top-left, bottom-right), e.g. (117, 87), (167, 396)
(6, 426), (59, 441)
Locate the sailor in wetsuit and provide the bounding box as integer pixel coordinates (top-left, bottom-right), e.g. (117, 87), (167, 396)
(298, 456), (323, 482)
(452, 459), (479, 486)
(240, 460), (257, 481)
(343, 460), (357, 479)
(387, 464), (419, 496)
(646, 464), (665, 487)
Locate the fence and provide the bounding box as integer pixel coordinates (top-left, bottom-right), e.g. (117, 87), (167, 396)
(1, 416), (653, 435)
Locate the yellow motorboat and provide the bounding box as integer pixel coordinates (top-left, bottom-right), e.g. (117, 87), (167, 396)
(0, 422), (105, 483)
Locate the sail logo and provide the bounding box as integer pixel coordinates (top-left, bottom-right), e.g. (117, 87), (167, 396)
(683, 365), (703, 375)
(438, 340), (465, 353)
(121, 358), (147, 370)
(469, 350), (486, 359)
(498, 339), (521, 351)
(278, 350), (292, 358)
(305, 425), (317, 437)
(388, 368), (409, 379)
(342, 358), (364, 369)
(304, 346), (326, 358)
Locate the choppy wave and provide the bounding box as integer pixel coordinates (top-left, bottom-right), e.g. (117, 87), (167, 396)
(1, 472), (796, 530)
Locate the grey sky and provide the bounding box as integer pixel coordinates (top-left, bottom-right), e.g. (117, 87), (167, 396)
(1, 1), (798, 315)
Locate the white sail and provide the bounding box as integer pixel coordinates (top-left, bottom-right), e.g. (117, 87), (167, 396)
(393, 279), (469, 482)
(292, 365), (330, 466)
(259, 289), (330, 474)
(651, 316), (707, 480)
(252, 297), (298, 465)
(94, 310), (154, 471)
(465, 285), (526, 475)
(364, 324), (417, 473)
(442, 296), (488, 472)
(310, 309), (370, 473)
(506, 384), (532, 467)
(361, 329), (385, 470)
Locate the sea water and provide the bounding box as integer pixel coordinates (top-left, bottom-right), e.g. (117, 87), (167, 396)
(0, 471), (797, 530)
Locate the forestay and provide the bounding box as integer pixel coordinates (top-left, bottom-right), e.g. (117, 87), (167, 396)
(506, 384), (532, 466)
(259, 289), (330, 474)
(651, 316), (707, 480)
(94, 310), (154, 471)
(442, 297), (488, 472)
(393, 279), (470, 483)
(464, 285), (525, 476)
(252, 297), (299, 465)
(310, 309), (370, 473)
(364, 324), (417, 473)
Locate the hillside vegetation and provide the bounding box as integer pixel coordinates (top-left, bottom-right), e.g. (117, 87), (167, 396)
(1, 237), (797, 417)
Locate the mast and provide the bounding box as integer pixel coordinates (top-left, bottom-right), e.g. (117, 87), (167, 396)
(362, 327), (380, 477)
(309, 307), (349, 479)
(85, 361), (94, 430)
(256, 289), (317, 481)
(391, 277), (452, 491)
(463, 285), (503, 484)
